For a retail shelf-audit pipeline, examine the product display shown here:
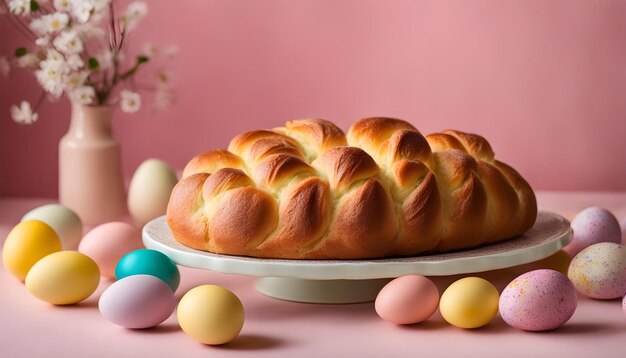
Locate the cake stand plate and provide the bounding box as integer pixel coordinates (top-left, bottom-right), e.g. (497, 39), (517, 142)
(143, 211), (571, 304)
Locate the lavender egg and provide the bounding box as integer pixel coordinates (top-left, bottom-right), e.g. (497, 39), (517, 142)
(99, 275), (176, 329)
(565, 207), (621, 257)
(499, 269), (577, 331)
(568, 242), (626, 299)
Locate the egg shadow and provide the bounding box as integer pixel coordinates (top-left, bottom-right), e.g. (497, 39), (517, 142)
(214, 334), (290, 350)
(395, 319), (448, 331)
(540, 322), (625, 335)
(127, 323), (181, 334)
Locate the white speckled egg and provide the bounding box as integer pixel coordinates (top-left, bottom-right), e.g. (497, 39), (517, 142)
(568, 242), (626, 299)
(499, 269), (577, 331)
(128, 159), (178, 228)
(565, 207), (621, 257)
(22, 204), (83, 250)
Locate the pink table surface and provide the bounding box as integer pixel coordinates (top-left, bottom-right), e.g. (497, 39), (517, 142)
(1, 192), (625, 358)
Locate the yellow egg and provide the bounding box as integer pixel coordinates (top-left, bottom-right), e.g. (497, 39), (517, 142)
(177, 285), (245, 345)
(25, 251), (100, 305)
(2, 220), (62, 281)
(439, 277), (500, 329)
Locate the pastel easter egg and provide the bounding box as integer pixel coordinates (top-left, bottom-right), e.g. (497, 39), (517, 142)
(99, 275), (176, 329)
(25, 251), (100, 305)
(499, 269), (577, 331)
(568, 242), (626, 299)
(22, 204), (83, 250)
(565, 207), (621, 257)
(128, 159), (178, 228)
(2, 220), (62, 281)
(177, 285), (245, 345)
(439, 277), (499, 329)
(78, 222), (143, 279)
(115, 249), (180, 292)
(375, 275), (439, 325)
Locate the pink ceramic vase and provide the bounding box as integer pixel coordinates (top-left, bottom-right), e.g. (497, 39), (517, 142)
(59, 103), (127, 225)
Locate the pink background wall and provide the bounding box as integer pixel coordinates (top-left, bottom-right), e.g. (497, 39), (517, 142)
(1, 0), (626, 198)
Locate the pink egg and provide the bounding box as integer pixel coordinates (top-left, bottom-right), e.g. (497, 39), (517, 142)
(78, 222), (143, 279)
(375, 275), (439, 325)
(564, 207), (621, 257)
(499, 269), (577, 331)
(99, 275), (176, 329)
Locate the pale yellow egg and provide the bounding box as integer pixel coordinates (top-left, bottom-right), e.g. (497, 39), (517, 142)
(128, 159), (178, 228)
(25, 251), (100, 305)
(439, 277), (500, 329)
(177, 285), (245, 345)
(2, 220), (62, 281)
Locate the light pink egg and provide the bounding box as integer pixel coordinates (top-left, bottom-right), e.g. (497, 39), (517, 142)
(99, 275), (176, 329)
(78, 222), (143, 279)
(499, 269), (577, 331)
(375, 275), (439, 325)
(564, 207), (621, 257)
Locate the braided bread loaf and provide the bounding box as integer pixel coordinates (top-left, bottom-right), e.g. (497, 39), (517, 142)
(167, 117), (537, 259)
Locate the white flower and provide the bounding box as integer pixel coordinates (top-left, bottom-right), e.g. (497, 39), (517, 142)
(74, 23), (106, 39)
(0, 56), (10, 77)
(53, 0), (71, 11)
(11, 101), (38, 124)
(8, 0), (30, 15)
(143, 42), (158, 57)
(120, 1), (147, 32)
(64, 70), (89, 89)
(70, 85), (95, 105)
(66, 54), (84, 70)
(95, 50), (113, 70)
(30, 18), (48, 35)
(155, 70), (172, 87)
(36, 50), (70, 96)
(34, 12), (70, 34)
(163, 45), (178, 59)
(53, 31), (84, 55)
(35, 36), (50, 46)
(71, 0), (111, 24)
(120, 90), (141, 113)
(154, 88), (174, 109)
(17, 53), (41, 68)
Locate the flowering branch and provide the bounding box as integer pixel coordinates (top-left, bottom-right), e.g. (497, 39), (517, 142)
(1, 0), (176, 124)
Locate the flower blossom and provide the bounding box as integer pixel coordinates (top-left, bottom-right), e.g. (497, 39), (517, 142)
(120, 90), (141, 113)
(11, 101), (38, 124)
(8, 0), (31, 15)
(71, 85), (96, 105)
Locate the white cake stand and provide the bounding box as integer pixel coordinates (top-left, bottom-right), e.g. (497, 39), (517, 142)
(143, 211), (571, 304)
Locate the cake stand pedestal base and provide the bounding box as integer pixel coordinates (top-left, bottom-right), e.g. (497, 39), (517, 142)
(254, 277), (391, 304)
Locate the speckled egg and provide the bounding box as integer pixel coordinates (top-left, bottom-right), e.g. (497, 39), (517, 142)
(499, 269), (577, 331)
(375, 275), (439, 325)
(568, 242), (626, 299)
(565, 207), (621, 257)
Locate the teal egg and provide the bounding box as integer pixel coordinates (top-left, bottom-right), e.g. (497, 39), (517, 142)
(115, 249), (180, 292)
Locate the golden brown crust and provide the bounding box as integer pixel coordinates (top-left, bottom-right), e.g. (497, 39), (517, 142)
(168, 117), (537, 259)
